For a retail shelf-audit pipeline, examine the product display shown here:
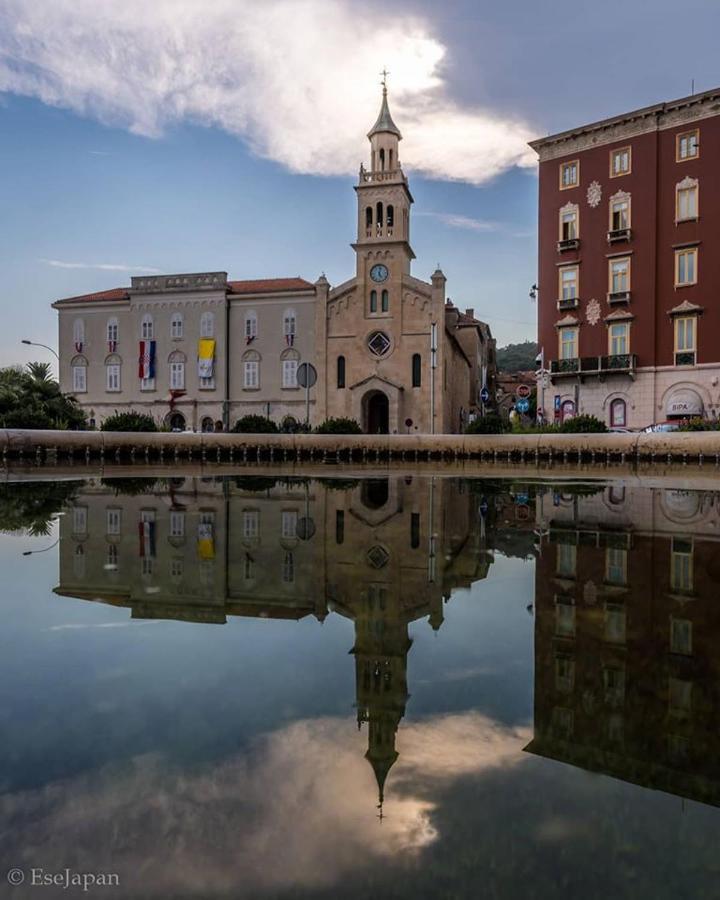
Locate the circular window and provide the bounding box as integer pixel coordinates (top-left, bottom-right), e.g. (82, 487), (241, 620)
(367, 331), (391, 357)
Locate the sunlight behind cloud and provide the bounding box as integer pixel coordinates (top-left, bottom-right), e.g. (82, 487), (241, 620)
(0, 0), (537, 184)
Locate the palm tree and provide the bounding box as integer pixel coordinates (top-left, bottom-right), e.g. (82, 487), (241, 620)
(26, 361), (53, 384)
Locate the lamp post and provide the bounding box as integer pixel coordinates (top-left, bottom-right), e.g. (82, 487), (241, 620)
(23, 536), (60, 557)
(529, 284), (549, 423)
(21, 339), (59, 362)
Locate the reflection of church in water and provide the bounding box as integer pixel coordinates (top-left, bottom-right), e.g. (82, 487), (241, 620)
(55, 474), (495, 807)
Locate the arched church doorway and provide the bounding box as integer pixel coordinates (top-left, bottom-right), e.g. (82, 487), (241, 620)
(168, 412), (186, 432)
(363, 390), (389, 434)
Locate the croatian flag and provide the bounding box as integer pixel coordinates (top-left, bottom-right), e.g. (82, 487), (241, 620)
(138, 518), (156, 558)
(138, 340), (156, 379)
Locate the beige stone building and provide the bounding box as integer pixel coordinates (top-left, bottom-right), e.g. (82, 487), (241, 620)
(53, 87), (495, 433)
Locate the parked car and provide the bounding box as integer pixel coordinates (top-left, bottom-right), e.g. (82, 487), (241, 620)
(642, 421), (680, 433)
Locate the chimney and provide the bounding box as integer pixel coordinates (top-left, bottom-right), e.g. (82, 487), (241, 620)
(465, 308), (474, 319)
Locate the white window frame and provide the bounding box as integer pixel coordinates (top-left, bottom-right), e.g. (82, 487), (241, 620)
(281, 509), (298, 539)
(169, 510), (185, 539)
(169, 361), (185, 390)
(676, 177), (699, 222)
(610, 146), (631, 177)
(106, 508), (122, 536)
(609, 322), (629, 356)
(171, 313), (184, 339)
(676, 129), (699, 162)
(200, 311), (215, 338)
(559, 266), (578, 300)
(283, 309), (297, 337)
(559, 327), (578, 360)
(609, 257), (630, 293)
(72, 364), (87, 393)
(559, 159), (579, 189)
(106, 363), (121, 392)
(106, 318), (119, 345)
(675, 248), (698, 286)
(245, 311), (258, 340)
(242, 510), (259, 539)
(73, 318), (85, 347)
(244, 360), (259, 389)
(282, 358), (299, 388)
(141, 314), (154, 340)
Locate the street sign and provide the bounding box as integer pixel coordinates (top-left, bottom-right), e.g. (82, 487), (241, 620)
(516, 398), (530, 414)
(480, 386), (490, 403)
(516, 384), (531, 399)
(296, 516), (316, 541)
(296, 363), (317, 388)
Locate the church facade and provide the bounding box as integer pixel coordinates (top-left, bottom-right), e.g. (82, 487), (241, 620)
(53, 86), (495, 433)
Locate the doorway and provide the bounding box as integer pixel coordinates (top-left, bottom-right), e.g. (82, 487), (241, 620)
(364, 391), (389, 434)
(168, 412), (186, 432)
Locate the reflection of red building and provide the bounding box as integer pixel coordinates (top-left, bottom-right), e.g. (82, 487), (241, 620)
(528, 486), (720, 806)
(531, 88), (720, 429)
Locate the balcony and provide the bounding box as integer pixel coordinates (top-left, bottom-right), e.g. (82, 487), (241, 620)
(557, 238), (580, 252)
(550, 354), (637, 379)
(608, 227), (632, 244)
(557, 296), (579, 311)
(608, 290), (631, 304)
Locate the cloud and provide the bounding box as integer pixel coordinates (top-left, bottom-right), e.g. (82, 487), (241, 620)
(39, 259), (161, 273)
(0, 0), (538, 185)
(418, 211), (536, 239)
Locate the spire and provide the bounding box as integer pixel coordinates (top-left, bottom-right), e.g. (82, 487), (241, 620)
(368, 73), (402, 140)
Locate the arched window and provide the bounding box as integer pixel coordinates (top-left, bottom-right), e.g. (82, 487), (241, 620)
(141, 314), (154, 340)
(106, 317), (119, 349)
(73, 318), (85, 351)
(365, 206), (373, 236)
(171, 313), (183, 339)
(242, 349), (260, 389)
(337, 355), (346, 389)
(200, 311), (214, 338)
(379, 148), (385, 170)
(370, 290), (378, 313)
(281, 347), (300, 388)
(412, 353), (421, 387)
(610, 398), (627, 427)
(381, 289), (389, 312)
(245, 310), (257, 342)
(388, 149), (393, 170)
(283, 309), (296, 346)
(71, 355), (88, 393)
(201, 416), (214, 433)
(105, 353), (122, 392)
(387, 205), (394, 229)
(168, 350), (186, 390)
(376, 202), (383, 235)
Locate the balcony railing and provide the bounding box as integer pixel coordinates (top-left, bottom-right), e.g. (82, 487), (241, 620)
(608, 227), (632, 243)
(557, 296), (579, 311)
(550, 354), (637, 377)
(557, 238), (580, 252)
(608, 290), (631, 304)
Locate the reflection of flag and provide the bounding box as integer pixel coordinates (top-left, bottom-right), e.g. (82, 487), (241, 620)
(198, 339), (216, 378)
(246, 335), (255, 345)
(285, 333), (294, 347)
(198, 522), (215, 560)
(138, 341), (156, 379)
(138, 519), (156, 557)
(108, 340), (117, 353)
(74, 342), (83, 353)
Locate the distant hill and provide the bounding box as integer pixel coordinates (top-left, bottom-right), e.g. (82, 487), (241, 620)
(496, 340), (539, 373)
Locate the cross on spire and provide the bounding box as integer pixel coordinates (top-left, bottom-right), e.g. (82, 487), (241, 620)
(380, 67), (389, 90)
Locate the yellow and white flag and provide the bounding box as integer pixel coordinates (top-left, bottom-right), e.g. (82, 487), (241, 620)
(198, 339), (216, 378)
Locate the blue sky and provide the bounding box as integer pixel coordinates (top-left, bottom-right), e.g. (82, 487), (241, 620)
(1, 0), (719, 369)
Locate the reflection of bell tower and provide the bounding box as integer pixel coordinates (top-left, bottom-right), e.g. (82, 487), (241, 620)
(352, 582), (411, 811)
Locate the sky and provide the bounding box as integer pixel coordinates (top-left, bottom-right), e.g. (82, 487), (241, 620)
(1, 0), (719, 369)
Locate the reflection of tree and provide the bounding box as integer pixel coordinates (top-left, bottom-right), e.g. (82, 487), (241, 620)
(100, 478), (162, 496)
(0, 481), (80, 536)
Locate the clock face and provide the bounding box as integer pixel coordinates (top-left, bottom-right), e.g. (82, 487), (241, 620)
(370, 264), (389, 283)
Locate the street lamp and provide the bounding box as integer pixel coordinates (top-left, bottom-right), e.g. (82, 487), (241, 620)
(21, 339), (59, 362)
(23, 536), (60, 556)
(529, 284), (549, 423)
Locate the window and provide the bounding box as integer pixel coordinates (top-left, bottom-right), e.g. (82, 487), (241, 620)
(605, 602), (626, 644)
(675, 247), (697, 286)
(559, 266), (578, 300)
(281, 349), (299, 388)
(555, 654), (575, 693)
(106, 508), (121, 536)
(610, 194), (630, 231)
(381, 289), (389, 312)
(282, 551), (295, 583)
(387, 204), (394, 234)
(168, 313), (182, 339)
(281, 510), (298, 539)
(676, 128), (699, 161)
(243, 552), (254, 581)
(609, 322), (629, 356)
(559, 159), (579, 189)
(365, 206), (373, 236)
(410, 512), (420, 549)
(106, 318), (119, 346)
(559, 204), (578, 240)
(71, 357), (87, 393)
(242, 510), (259, 539)
(199, 375), (215, 390)
(171, 558), (183, 582)
(335, 510), (345, 544)
(367, 331), (391, 357)
(604, 665), (625, 705)
(106, 360), (121, 392)
(72, 506), (88, 535)
(283, 309), (296, 343)
(559, 327), (578, 360)
(676, 177), (699, 222)
(556, 543), (576, 578)
(73, 318), (85, 349)
(141, 376), (155, 391)
(671, 618), (693, 655)
(671, 537), (693, 593)
(555, 596), (575, 637)
(106, 544), (119, 571)
(243, 350), (260, 389)
(610, 398), (627, 427)
(141, 314), (154, 340)
(609, 257), (630, 294)
(605, 547), (627, 585)
(200, 311), (214, 338)
(674, 316), (696, 364)
(337, 355), (346, 388)
(245, 311), (257, 341)
(411, 353), (421, 387)
(370, 289), (377, 313)
(610, 146), (631, 176)
(169, 352), (185, 390)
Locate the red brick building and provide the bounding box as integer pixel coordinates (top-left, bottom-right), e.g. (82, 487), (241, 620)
(531, 88), (720, 428)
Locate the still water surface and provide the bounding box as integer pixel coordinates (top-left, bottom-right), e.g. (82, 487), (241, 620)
(1, 474), (719, 898)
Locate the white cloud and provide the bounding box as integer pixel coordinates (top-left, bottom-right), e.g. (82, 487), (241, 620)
(40, 259), (161, 273)
(0, 0), (538, 184)
(418, 211), (536, 239)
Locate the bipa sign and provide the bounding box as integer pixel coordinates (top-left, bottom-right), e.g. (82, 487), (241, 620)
(665, 389), (703, 417)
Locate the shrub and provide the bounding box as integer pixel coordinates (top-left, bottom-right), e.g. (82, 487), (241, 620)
(465, 414), (509, 435)
(558, 414), (607, 434)
(314, 417), (363, 434)
(101, 411), (158, 432)
(232, 415), (279, 434)
(678, 417), (720, 432)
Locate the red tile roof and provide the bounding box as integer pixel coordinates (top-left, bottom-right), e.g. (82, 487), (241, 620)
(54, 277), (315, 305)
(227, 277), (314, 294)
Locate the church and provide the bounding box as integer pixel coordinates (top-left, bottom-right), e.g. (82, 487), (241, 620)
(53, 82), (495, 433)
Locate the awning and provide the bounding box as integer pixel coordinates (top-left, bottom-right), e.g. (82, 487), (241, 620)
(665, 387), (703, 418)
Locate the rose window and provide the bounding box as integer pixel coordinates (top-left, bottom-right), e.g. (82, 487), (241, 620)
(367, 331), (391, 357)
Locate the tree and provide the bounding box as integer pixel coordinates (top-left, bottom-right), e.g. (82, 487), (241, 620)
(496, 341), (539, 373)
(0, 364), (86, 430)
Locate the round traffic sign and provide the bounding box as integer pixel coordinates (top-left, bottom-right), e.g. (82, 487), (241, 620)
(296, 363), (317, 388)
(296, 516), (316, 540)
(516, 398), (530, 414)
(516, 384), (531, 399)
(480, 387), (490, 403)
